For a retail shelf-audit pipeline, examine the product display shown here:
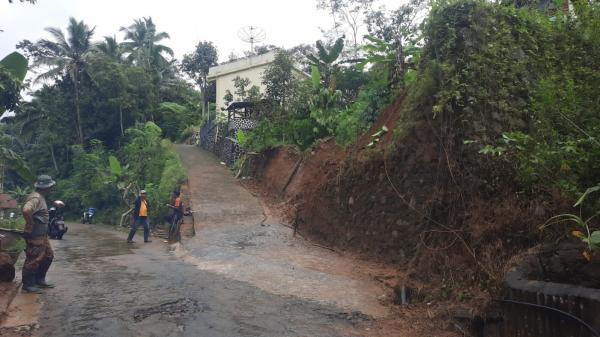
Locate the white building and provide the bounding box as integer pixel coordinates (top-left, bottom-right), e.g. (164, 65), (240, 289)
(207, 51), (308, 113)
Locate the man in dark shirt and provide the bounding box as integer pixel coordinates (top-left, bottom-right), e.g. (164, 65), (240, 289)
(127, 190), (151, 243)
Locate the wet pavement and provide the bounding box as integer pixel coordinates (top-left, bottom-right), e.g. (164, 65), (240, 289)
(1, 224), (374, 337)
(0, 145), (392, 337)
(175, 145), (390, 319)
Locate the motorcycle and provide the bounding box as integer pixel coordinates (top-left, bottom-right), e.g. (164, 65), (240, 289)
(82, 207), (95, 224)
(48, 200), (68, 240)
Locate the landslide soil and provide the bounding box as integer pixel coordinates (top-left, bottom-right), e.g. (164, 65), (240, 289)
(245, 95), (574, 332)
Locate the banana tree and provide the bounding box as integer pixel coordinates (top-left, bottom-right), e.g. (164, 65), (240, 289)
(306, 38), (344, 91)
(107, 155), (139, 226)
(0, 52), (28, 114)
(0, 52), (34, 185)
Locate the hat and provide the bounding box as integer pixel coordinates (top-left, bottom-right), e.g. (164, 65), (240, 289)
(140, 190), (147, 194)
(34, 175), (56, 189)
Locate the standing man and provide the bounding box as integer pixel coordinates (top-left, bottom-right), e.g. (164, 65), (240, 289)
(21, 175), (56, 293)
(127, 190), (152, 243)
(165, 191), (184, 241)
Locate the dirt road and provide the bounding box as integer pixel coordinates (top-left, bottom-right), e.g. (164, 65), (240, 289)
(0, 145), (392, 337)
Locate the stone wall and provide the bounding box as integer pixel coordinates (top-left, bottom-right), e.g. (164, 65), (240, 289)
(199, 119), (255, 166)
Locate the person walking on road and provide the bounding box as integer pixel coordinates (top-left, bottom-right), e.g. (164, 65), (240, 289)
(127, 190), (152, 243)
(21, 175), (56, 293)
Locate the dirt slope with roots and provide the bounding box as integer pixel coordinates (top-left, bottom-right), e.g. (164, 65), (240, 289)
(249, 94), (571, 312)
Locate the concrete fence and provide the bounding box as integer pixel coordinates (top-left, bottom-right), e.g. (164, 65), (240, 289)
(501, 256), (600, 337)
(199, 119), (249, 166)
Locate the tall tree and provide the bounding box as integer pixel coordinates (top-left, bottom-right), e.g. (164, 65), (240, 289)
(365, 0), (426, 87)
(181, 41), (218, 119)
(25, 17), (95, 144)
(262, 51), (299, 112)
(317, 0), (374, 51)
(120, 17), (174, 72)
(95, 35), (124, 62)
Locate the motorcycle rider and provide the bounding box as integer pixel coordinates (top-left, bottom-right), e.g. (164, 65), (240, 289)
(83, 207), (95, 224)
(48, 200), (64, 222)
(48, 200), (67, 239)
(21, 175), (56, 293)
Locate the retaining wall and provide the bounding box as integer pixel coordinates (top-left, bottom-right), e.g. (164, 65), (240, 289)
(501, 256), (600, 337)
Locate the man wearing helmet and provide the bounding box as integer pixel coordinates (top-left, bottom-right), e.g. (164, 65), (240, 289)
(21, 175), (57, 293)
(48, 200), (67, 240)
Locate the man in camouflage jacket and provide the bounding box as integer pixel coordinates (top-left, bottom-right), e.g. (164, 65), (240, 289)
(21, 175), (56, 293)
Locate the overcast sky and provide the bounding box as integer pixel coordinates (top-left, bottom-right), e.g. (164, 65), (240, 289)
(1, 0), (401, 63)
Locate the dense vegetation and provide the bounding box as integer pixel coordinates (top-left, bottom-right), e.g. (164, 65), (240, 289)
(237, 0), (600, 206)
(236, 0), (424, 151)
(231, 0), (600, 287)
(2, 0), (600, 246)
(1, 16), (196, 223)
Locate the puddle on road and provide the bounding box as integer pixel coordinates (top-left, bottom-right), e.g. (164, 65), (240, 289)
(56, 226), (134, 263)
(133, 298), (211, 322)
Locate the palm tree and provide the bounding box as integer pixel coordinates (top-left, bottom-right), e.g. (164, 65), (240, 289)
(95, 35), (123, 62)
(34, 17), (95, 144)
(120, 17), (174, 72)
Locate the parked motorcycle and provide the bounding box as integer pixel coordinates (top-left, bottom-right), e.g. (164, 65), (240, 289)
(48, 200), (68, 240)
(82, 207), (95, 224)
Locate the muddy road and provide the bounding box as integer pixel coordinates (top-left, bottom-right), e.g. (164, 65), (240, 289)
(2, 224), (375, 337)
(1, 145), (394, 337)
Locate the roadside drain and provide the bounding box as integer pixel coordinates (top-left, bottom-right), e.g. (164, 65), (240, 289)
(133, 298), (211, 322)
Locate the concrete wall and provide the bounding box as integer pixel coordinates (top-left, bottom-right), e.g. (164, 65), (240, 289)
(208, 51), (309, 113)
(214, 65), (269, 112)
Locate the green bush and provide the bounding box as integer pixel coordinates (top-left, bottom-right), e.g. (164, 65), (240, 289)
(0, 217), (25, 231)
(403, 0), (600, 201)
(178, 125), (199, 143)
(245, 116), (327, 152)
(54, 122), (187, 225)
(156, 102), (199, 141)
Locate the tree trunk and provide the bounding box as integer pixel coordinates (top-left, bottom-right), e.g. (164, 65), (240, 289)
(119, 103), (124, 136)
(74, 75), (84, 144)
(201, 78), (207, 121)
(0, 165), (4, 193)
(49, 145), (59, 173)
(120, 208), (134, 227)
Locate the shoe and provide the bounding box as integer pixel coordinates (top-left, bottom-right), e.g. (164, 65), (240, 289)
(36, 280), (55, 288)
(127, 240), (135, 243)
(22, 284), (44, 294)
(144, 240), (152, 243)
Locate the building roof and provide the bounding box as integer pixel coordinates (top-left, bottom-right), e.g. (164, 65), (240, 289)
(226, 101), (254, 111)
(208, 51), (277, 80)
(208, 51), (310, 81)
(0, 194), (17, 209)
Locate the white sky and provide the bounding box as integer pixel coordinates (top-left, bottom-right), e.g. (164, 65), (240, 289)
(1, 0), (402, 62)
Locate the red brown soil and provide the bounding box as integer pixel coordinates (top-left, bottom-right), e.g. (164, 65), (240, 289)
(244, 94), (573, 334)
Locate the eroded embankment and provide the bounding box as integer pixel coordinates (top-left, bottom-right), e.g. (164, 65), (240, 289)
(248, 94), (570, 311)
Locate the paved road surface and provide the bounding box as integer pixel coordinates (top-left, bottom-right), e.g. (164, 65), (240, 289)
(0, 145), (390, 337)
